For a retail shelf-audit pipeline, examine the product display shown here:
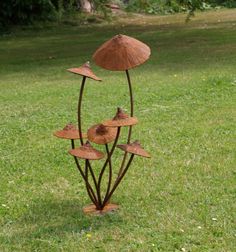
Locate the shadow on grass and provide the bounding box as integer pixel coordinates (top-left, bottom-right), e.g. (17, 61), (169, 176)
(13, 198), (123, 240)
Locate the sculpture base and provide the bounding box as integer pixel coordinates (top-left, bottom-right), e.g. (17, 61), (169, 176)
(83, 203), (119, 215)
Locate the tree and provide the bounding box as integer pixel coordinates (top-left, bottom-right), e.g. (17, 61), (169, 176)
(0, 0), (235, 27)
(80, 0), (93, 13)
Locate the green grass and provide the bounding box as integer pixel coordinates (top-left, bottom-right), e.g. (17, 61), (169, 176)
(0, 9), (236, 251)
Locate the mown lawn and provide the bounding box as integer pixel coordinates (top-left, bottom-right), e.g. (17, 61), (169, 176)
(0, 9), (236, 252)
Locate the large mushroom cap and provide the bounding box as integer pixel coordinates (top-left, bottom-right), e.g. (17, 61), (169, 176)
(69, 141), (104, 160)
(93, 34), (151, 71)
(53, 123), (87, 140)
(117, 140), (151, 158)
(67, 61), (101, 81)
(87, 124), (118, 145)
(102, 107), (138, 127)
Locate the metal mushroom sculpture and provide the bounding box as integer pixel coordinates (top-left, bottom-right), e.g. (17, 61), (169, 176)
(54, 34), (151, 214)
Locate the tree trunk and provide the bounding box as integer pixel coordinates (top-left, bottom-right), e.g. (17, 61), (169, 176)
(79, 0), (92, 13)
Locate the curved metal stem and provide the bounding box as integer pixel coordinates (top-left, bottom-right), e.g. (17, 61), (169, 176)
(71, 138), (98, 206)
(72, 156), (98, 207)
(126, 70), (134, 117)
(78, 76), (86, 145)
(85, 160), (97, 205)
(71, 139), (75, 149)
(103, 144), (113, 205)
(117, 70), (134, 178)
(97, 127), (121, 209)
(87, 161), (99, 195)
(76, 76), (99, 207)
(103, 154), (135, 207)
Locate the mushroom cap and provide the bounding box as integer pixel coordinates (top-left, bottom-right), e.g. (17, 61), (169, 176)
(53, 123), (87, 140)
(67, 61), (101, 81)
(102, 108), (138, 127)
(117, 140), (151, 158)
(87, 124), (118, 145)
(69, 141), (104, 160)
(93, 34), (151, 71)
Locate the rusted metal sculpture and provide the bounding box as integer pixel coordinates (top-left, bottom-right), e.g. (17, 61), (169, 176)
(54, 34), (151, 214)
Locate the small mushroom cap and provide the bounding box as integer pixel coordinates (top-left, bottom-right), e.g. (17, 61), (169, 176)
(67, 61), (101, 81)
(102, 108), (138, 127)
(53, 123), (87, 140)
(87, 124), (118, 145)
(117, 140), (151, 158)
(69, 141), (104, 160)
(93, 34), (151, 71)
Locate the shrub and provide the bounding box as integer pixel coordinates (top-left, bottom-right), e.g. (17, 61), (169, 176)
(0, 0), (77, 27)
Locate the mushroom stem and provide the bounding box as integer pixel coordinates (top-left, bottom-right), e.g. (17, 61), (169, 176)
(84, 162), (98, 206)
(77, 76), (99, 206)
(97, 127), (121, 209)
(103, 144), (113, 205)
(102, 154), (135, 207)
(78, 76), (86, 145)
(71, 139), (97, 206)
(126, 70), (134, 117)
(84, 162), (97, 205)
(71, 139), (75, 149)
(86, 160), (99, 196)
(73, 156), (99, 208)
(117, 70), (134, 178)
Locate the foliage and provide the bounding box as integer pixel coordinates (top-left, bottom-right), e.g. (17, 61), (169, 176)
(93, 0), (111, 19)
(0, 0), (77, 26)
(0, 0), (114, 27)
(126, 0), (184, 14)
(1, 0), (235, 27)
(126, 0), (236, 14)
(209, 0), (236, 7)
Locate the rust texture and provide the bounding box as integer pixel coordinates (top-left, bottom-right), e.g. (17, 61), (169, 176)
(53, 35), (151, 214)
(117, 140), (151, 158)
(102, 107), (138, 127)
(83, 203), (119, 215)
(92, 34), (151, 71)
(87, 124), (117, 145)
(67, 61), (101, 81)
(69, 141), (105, 160)
(53, 123), (86, 140)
